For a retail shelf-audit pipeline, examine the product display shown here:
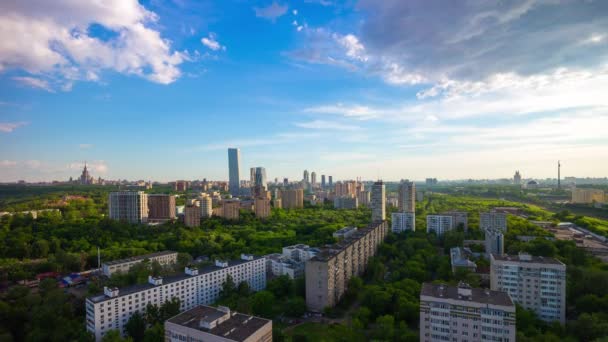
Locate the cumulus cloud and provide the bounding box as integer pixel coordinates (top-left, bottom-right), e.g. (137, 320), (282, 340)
(0, 0), (187, 90)
(201, 33), (225, 51)
(0, 121), (28, 133)
(12, 76), (54, 92)
(254, 2), (288, 21)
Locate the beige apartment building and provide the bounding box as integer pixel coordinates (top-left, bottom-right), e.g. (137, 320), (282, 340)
(254, 197), (271, 219)
(398, 179), (416, 212)
(164, 305), (272, 342)
(184, 204), (201, 227)
(108, 191), (148, 223)
(305, 221), (389, 312)
(571, 188), (605, 204)
(279, 189), (304, 209)
(491, 253), (566, 324)
(101, 251), (178, 277)
(420, 282), (516, 342)
(147, 194), (176, 222)
(221, 199), (240, 220)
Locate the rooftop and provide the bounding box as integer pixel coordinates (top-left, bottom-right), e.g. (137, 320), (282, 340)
(103, 250), (177, 266)
(310, 222), (386, 262)
(421, 283), (514, 307)
(491, 253), (565, 266)
(167, 305), (270, 342)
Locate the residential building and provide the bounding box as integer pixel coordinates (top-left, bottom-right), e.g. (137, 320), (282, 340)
(449, 247), (477, 273)
(426, 215), (454, 236)
(328, 176), (333, 188)
(101, 251), (178, 277)
(332, 226), (358, 240)
(490, 253), (566, 324)
(514, 171), (522, 185)
(108, 191), (148, 223)
(86, 255), (266, 341)
(334, 196), (358, 209)
(282, 244), (319, 262)
(480, 211), (508, 232)
(442, 211), (468, 232)
(279, 189), (303, 209)
(311, 172), (317, 186)
(485, 229), (504, 257)
(254, 197), (271, 219)
(199, 194), (212, 218)
(265, 244), (320, 279)
(228, 148), (241, 196)
(222, 199), (240, 220)
(321, 175), (326, 188)
(303, 170), (309, 183)
(371, 181), (386, 222)
(398, 180), (416, 212)
(571, 188), (605, 204)
(165, 305), (272, 342)
(305, 221), (389, 311)
(173, 181), (189, 192)
(425, 178), (438, 186)
(419, 282), (516, 342)
(391, 212), (415, 233)
(357, 190), (370, 206)
(185, 204), (201, 227)
(147, 194), (176, 222)
(273, 198), (282, 209)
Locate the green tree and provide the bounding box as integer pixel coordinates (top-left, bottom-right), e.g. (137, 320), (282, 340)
(249, 291), (276, 318)
(125, 311), (145, 342)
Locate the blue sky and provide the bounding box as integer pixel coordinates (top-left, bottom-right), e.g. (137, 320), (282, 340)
(1, 0), (608, 182)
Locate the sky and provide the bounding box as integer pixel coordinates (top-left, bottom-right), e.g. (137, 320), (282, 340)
(1, 0), (608, 182)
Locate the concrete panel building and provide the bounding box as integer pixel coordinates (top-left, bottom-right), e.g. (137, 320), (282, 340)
(485, 229), (504, 257)
(254, 197), (271, 219)
(147, 194), (176, 223)
(391, 212), (415, 233)
(371, 181), (386, 222)
(279, 189), (304, 209)
(442, 211), (468, 232)
(420, 282), (516, 342)
(184, 204), (201, 228)
(332, 226), (358, 240)
(491, 253), (566, 324)
(221, 199), (241, 220)
(199, 194), (213, 218)
(357, 190), (370, 206)
(305, 221), (388, 312)
(165, 305), (272, 342)
(572, 188), (605, 204)
(480, 211), (508, 232)
(426, 215), (454, 236)
(334, 196), (358, 209)
(108, 191), (148, 224)
(102, 251), (178, 277)
(398, 180), (416, 212)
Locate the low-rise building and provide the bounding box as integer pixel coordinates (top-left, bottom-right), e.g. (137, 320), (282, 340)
(391, 212), (415, 233)
(420, 282), (516, 342)
(426, 215), (454, 236)
(102, 251), (178, 277)
(450, 247), (477, 274)
(332, 226), (358, 240)
(572, 188), (605, 204)
(165, 305), (272, 342)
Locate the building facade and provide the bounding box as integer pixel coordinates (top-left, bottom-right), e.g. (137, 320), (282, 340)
(420, 282), (516, 342)
(228, 148), (241, 197)
(426, 215), (454, 236)
(165, 305), (272, 342)
(485, 229), (504, 257)
(571, 188), (605, 204)
(442, 211), (468, 232)
(305, 221), (389, 311)
(254, 197), (271, 219)
(490, 253), (566, 324)
(334, 196), (358, 210)
(199, 194), (213, 218)
(391, 212), (416, 233)
(371, 181), (386, 222)
(87, 255), (266, 341)
(398, 180), (416, 212)
(480, 211), (508, 232)
(102, 251), (178, 277)
(108, 191), (148, 223)
(222, 199), (241, 220)
(357, 190), (371, 206)
(184, 204), (201, 227)
(147, 194), (176, 222)
(279, 189), (304, 209)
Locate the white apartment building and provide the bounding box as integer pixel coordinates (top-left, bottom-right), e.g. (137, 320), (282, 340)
(86, 255), (266, 341)
(490, 253), (566, 324)
(371, 181), (386, 222)
(480, 211), (508, 232)
(392, 212), (416, 233)
(398, 180), (416, 212)
(108, 191), (148, 223)
(265, 244), (320, 279)
(442, 211), (468, 232)
(420, 282), (516, 342)
(102, 251), (178, 277)
(426, 215), (454, 236)
(199, 194), (213, 218)
(485, 229), (504, 258)
(282, 244), (320, 262)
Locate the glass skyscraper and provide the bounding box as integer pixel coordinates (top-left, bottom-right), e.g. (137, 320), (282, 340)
(228, 148), (240, 196)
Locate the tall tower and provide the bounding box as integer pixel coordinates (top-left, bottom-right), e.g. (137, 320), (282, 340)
(558, 160), (561, 189)
(228, 148), (241, 196)
(303, 170), (309, 183)
(398, 179), (415, 213)
(371, 181), (386, 222)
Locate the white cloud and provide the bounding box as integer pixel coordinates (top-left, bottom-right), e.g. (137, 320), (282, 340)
(0, 121), (28, 132)
(201, 33), (225, 51)
(0, 0), (186, 89)
(254, 2), (288, 21)
(293, 9), (298, 15)
(68, 160), (108, 174)
(303, 103), (378, 120)
(295, 120), (361, 131)
(12, 76), (54, 92)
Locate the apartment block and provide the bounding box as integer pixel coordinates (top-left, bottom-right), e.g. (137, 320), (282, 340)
(357, 190), (371, 206)
(371, 181), (386, 222)
(305, 221), (389, 312)
(398, 180), (416, 212)
(571, 188), (605, 204)
(391, 212), (416, 233)
(490, 253), (566, 324)
(254, 197), (271, 219)
(165, 305), (272, 342)
(184, 204), (201, 228)
(442, 211), (468, 232)
(334, 196), (358, 209)
(480, 211), (508, 232)
(222, 199), (240, 220)
(102, 251), (178, 277)
(279, 189), (304, 209)
(147, 194), (176, 222)
(332, 226), (358, 240)
(426, 215), (454, 236)
(265, 244), (320, 279)
(420, 282), (516, 342)
(199, 194), (213, 218)
(86, 255), (266, 341)
(450, 247), (477, 274)
(485, 229), (504, 258)
(108, 191), (148, 224)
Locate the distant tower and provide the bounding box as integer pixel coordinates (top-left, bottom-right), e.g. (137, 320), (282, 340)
(228, 148), (241, 196)
(80, 161), (92, 185)
(558, 161), (561, 189)
(303, 170), (309, 183)
(514, 171), (522, 185)
(371, 180), (386, 222)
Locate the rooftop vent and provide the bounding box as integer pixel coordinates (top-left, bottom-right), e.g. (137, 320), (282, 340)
(148, 275), (163, 286)
(185, 266), (199, 276)
(215, 260), (229, 268)
(457, 282), (472, 299)
(104, 286), (119, 298)
(518, 252), (532, 261)
(241, 254), (254, 261)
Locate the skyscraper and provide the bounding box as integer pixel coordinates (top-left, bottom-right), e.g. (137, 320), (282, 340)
(321, 175), (326, 188)
(228, 148), (241, 196)
(251, 167), (267, 189)
(311, 172), (317, 186)
(108, 191), (148, 223)
(514, 170), (522, 185)
(328, 176), (333, 188)
(303, 170), (309, 183)
(371, 181), (386, 222)
(397, 179), (415, 213)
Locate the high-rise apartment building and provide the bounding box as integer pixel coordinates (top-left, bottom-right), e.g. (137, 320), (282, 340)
(221, 199), (240, 220)
(491, 253), (566, 324)
(426, 215), (454, 236)
(198, 194), (212, 218)
(86, 255), (266, 341)
(228, 148), (241, 196)
(571, 188), (605, 204)
(442, 211), (468, 232)
(173, 181), (189, 192)
(334, 196), (358, 209)
(371, 181), (386, 222)
(108, 191), (148, 223)
(321, 175), (326, 188)
(480, 211), (508, 232)
(328, 176), (333, 188)
(420, 282), (516, 342)
(305, 221), (389, 311)
(357, 190), (371, 206)
(398, 180), (416, 212)
(303, 170), (309, 183)
(485, 229), (504, 257)
(280, 189), (304, 209)
(391, 212), (415, 233)
(254, 197), (271, 219)
(147, 194), (176, 222)
(184, 204), (201, 227)
(311, 172), (317, 186)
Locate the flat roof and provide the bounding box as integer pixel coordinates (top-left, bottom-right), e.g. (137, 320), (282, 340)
(103, 251), (177, 266)
(421, 283), (514, 307)
(491, 253), (565, 266)
(310, 222), (386, 262)
(89, 256), (263, 304)
(167, 305), (270, 341)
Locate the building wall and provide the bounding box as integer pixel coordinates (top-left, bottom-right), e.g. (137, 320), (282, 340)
(572, 188), (605, 204)
(485, 230), (504, 257)
(398, 180), (416, 212)
(200, 196), (213, 218)
(480, 212), (507, 232)
(391, 212), (415, 233)
(254, 198), (271, 219)
(371, 182), (386, 222)
(443, 211), (468, 232)
(184, 205), (201, 227)
(102, 252), (178, 277)
(426, 215), (454, 236)
(108, 192), (148, 223)
(148, 195), (176, 221)
(222, 200), (240, 220)
(280, 189), (304, 209)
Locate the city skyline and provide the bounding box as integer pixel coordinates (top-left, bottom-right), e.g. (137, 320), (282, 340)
(1, 1), (608, 182)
